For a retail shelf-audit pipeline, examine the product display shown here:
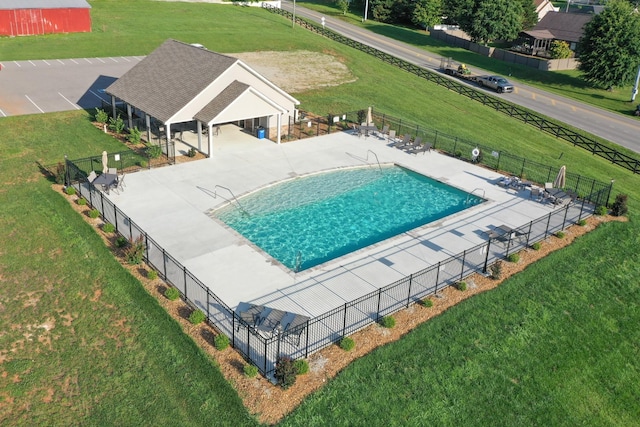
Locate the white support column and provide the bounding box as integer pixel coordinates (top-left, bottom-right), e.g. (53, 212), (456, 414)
(277, 113), (282, 144)
(166, 123), (171, 147)
(207, 124), (213, 156)
(126, 104), (133, 130)
(145, 114), (151, 142)
(196, 121), (203, 151)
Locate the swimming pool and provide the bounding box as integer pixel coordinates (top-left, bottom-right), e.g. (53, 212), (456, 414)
(213, 165), (483, 271)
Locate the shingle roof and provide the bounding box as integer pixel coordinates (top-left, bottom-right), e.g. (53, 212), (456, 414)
(0, 0), (91, 9)
(106, 39), (238, 123)
(532, 11), (592, 43)
(193, 81), (250, 124)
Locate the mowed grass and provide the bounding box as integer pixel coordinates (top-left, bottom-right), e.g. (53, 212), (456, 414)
(0, 1), (638, 425)
(0, 113), (256, 426)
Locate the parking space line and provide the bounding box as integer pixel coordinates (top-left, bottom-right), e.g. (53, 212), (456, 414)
(0, 109), (6, 117)
(29, 60), (36, 66)
(121, 57), (131, 62)
(59, 92), (80, 110)
(70, 59), (79, 64)
(57, 59), (65, 65)
(84, 58), (92, 64)
(96, 57), (105, 63)
(25, 95), (44, 113)
(13, 61), (21, 67)
(43, 60), (50, 66)
(109, 57), (118, 62)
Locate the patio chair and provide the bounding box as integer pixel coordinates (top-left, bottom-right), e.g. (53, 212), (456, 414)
(236, 304), (265, 332)
(113, 174), (126, 195)
(87, 171), (97, 183)
(530, 187), (544, 202)
(108, 167), (117, 175)
(387, 129), (396, 142)
(281, 313), (310, 347)
(379, 125), (389, 138)
(408, 142), (432, 155)
(404, 137), (422, 152)
(393, 134), (411, 149)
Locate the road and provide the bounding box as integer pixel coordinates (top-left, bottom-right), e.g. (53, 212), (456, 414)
(283, 1), (640, 153)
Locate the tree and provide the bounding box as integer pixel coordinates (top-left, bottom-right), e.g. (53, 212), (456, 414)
(444, 0), (523, 44)
(467, 0), (523, 44)
(335, 0), (349, 15)
(519, 0), (538, 31)
(412, 0), (443, 30)
(578, 0), (640, 88)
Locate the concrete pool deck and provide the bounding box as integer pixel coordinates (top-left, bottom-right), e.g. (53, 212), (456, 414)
(110, 126), (558, 318)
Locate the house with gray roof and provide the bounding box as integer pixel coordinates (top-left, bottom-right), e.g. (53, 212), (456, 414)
(517, 11), (593, 57)
(106, 39), (300, 155)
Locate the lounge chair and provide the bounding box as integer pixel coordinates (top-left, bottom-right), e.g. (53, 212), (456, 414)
(387, 129), (396, 142)
(530, 187), (544, 202)
(404, 136), (422, 151)
(281, 313), (310, 346)
(379, 125), (389, 138)
(408, 142), (432, 155)
(236, 304), (265, 331)
(393, 134), (411, 149)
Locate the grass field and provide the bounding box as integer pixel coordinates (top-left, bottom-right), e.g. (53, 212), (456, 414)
(0, 1), (639, 425)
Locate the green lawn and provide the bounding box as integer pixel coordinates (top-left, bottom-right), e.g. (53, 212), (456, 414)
(0, 1), (638, 426)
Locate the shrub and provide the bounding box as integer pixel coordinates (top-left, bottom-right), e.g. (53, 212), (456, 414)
(77, 198), (87, 206)
(127, 126), (142, 144)
(138, 160), (148, 168)
(165, 287), (180, 301)
(102, 223), (115, 233)
(507, 253), (520, 263)
(489, 261), (503, 280)
(421, 298), (433, 307)
(65, 186), (76, 195)
(294, 359), (309, 375)
(531, 242), (541, 250)
(145, 143), (162, 159)
(88, 209), (100, 219)
(54, 162), (66, 185)
(94, 108), (109, 124)
(108, 115), (125, 134)
(147, 269), (158, 280)
(243, 364), (258, 378)
(124, 235), (145, 265)
(379, 315), (396, 328)
(214, 334), (229, 350)
(115, 236), (128, 248)
(456, 281), (467, 291)
(187, 147), (197, 157)
(577, 219), (587, 226)
(555, 231), (565, 239)
(595, 205), (608, 216)
(611, 194), (628, 216)
(274, 356), (297, 389)
(339, 337), (355, 351)
(189, 309), (206, 325)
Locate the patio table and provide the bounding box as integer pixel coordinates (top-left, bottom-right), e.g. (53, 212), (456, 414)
(93, 173), (118, 194)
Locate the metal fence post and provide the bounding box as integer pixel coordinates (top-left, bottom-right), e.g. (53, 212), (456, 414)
(342, 303), (348, 337)
(406, 274), (413, 307)
(459, 251), (466, 282)
(483, 241), (491, 273)
(162, 248), (167, 280)
(545, 212), (553, 237)
(376, 288), (382, 321)
(434, 261), (441, 294)
(183, 265), (188, 299)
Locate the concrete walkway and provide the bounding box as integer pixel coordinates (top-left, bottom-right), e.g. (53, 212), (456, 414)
(109, 127), (557, 318)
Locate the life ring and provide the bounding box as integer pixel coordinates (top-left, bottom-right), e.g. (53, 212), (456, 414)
(472, 148), (480, 157)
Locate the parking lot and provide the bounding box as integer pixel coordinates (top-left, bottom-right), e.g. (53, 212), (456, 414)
(0, 56), (141, 117)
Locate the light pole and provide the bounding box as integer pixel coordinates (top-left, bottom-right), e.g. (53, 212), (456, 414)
(292, 0), (296, 29)
(363, 0), (369, 21)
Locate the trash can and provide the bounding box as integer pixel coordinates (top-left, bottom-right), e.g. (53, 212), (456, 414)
(256, 127), (265, 139)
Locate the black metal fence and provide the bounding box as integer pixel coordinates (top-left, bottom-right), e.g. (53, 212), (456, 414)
(65, 149), (603, 380)
(263, 4), (640, 175)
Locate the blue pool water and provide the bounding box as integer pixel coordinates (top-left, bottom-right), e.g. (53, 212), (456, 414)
(213, 166), (483, 271)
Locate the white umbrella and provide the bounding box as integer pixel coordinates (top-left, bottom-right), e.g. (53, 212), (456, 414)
(102, 151), (108, 173)
(366, 106), (373, 125)
(553, 165), (566, 188)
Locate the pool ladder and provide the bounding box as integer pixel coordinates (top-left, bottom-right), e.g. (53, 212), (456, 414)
(365, 150), (383, 172)
(213, 185), (250, 217)
(466, 188), (485, 205)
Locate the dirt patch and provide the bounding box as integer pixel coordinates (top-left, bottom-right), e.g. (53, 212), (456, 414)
(58, 184), (624, 424)
(229, 50), (356, 93)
